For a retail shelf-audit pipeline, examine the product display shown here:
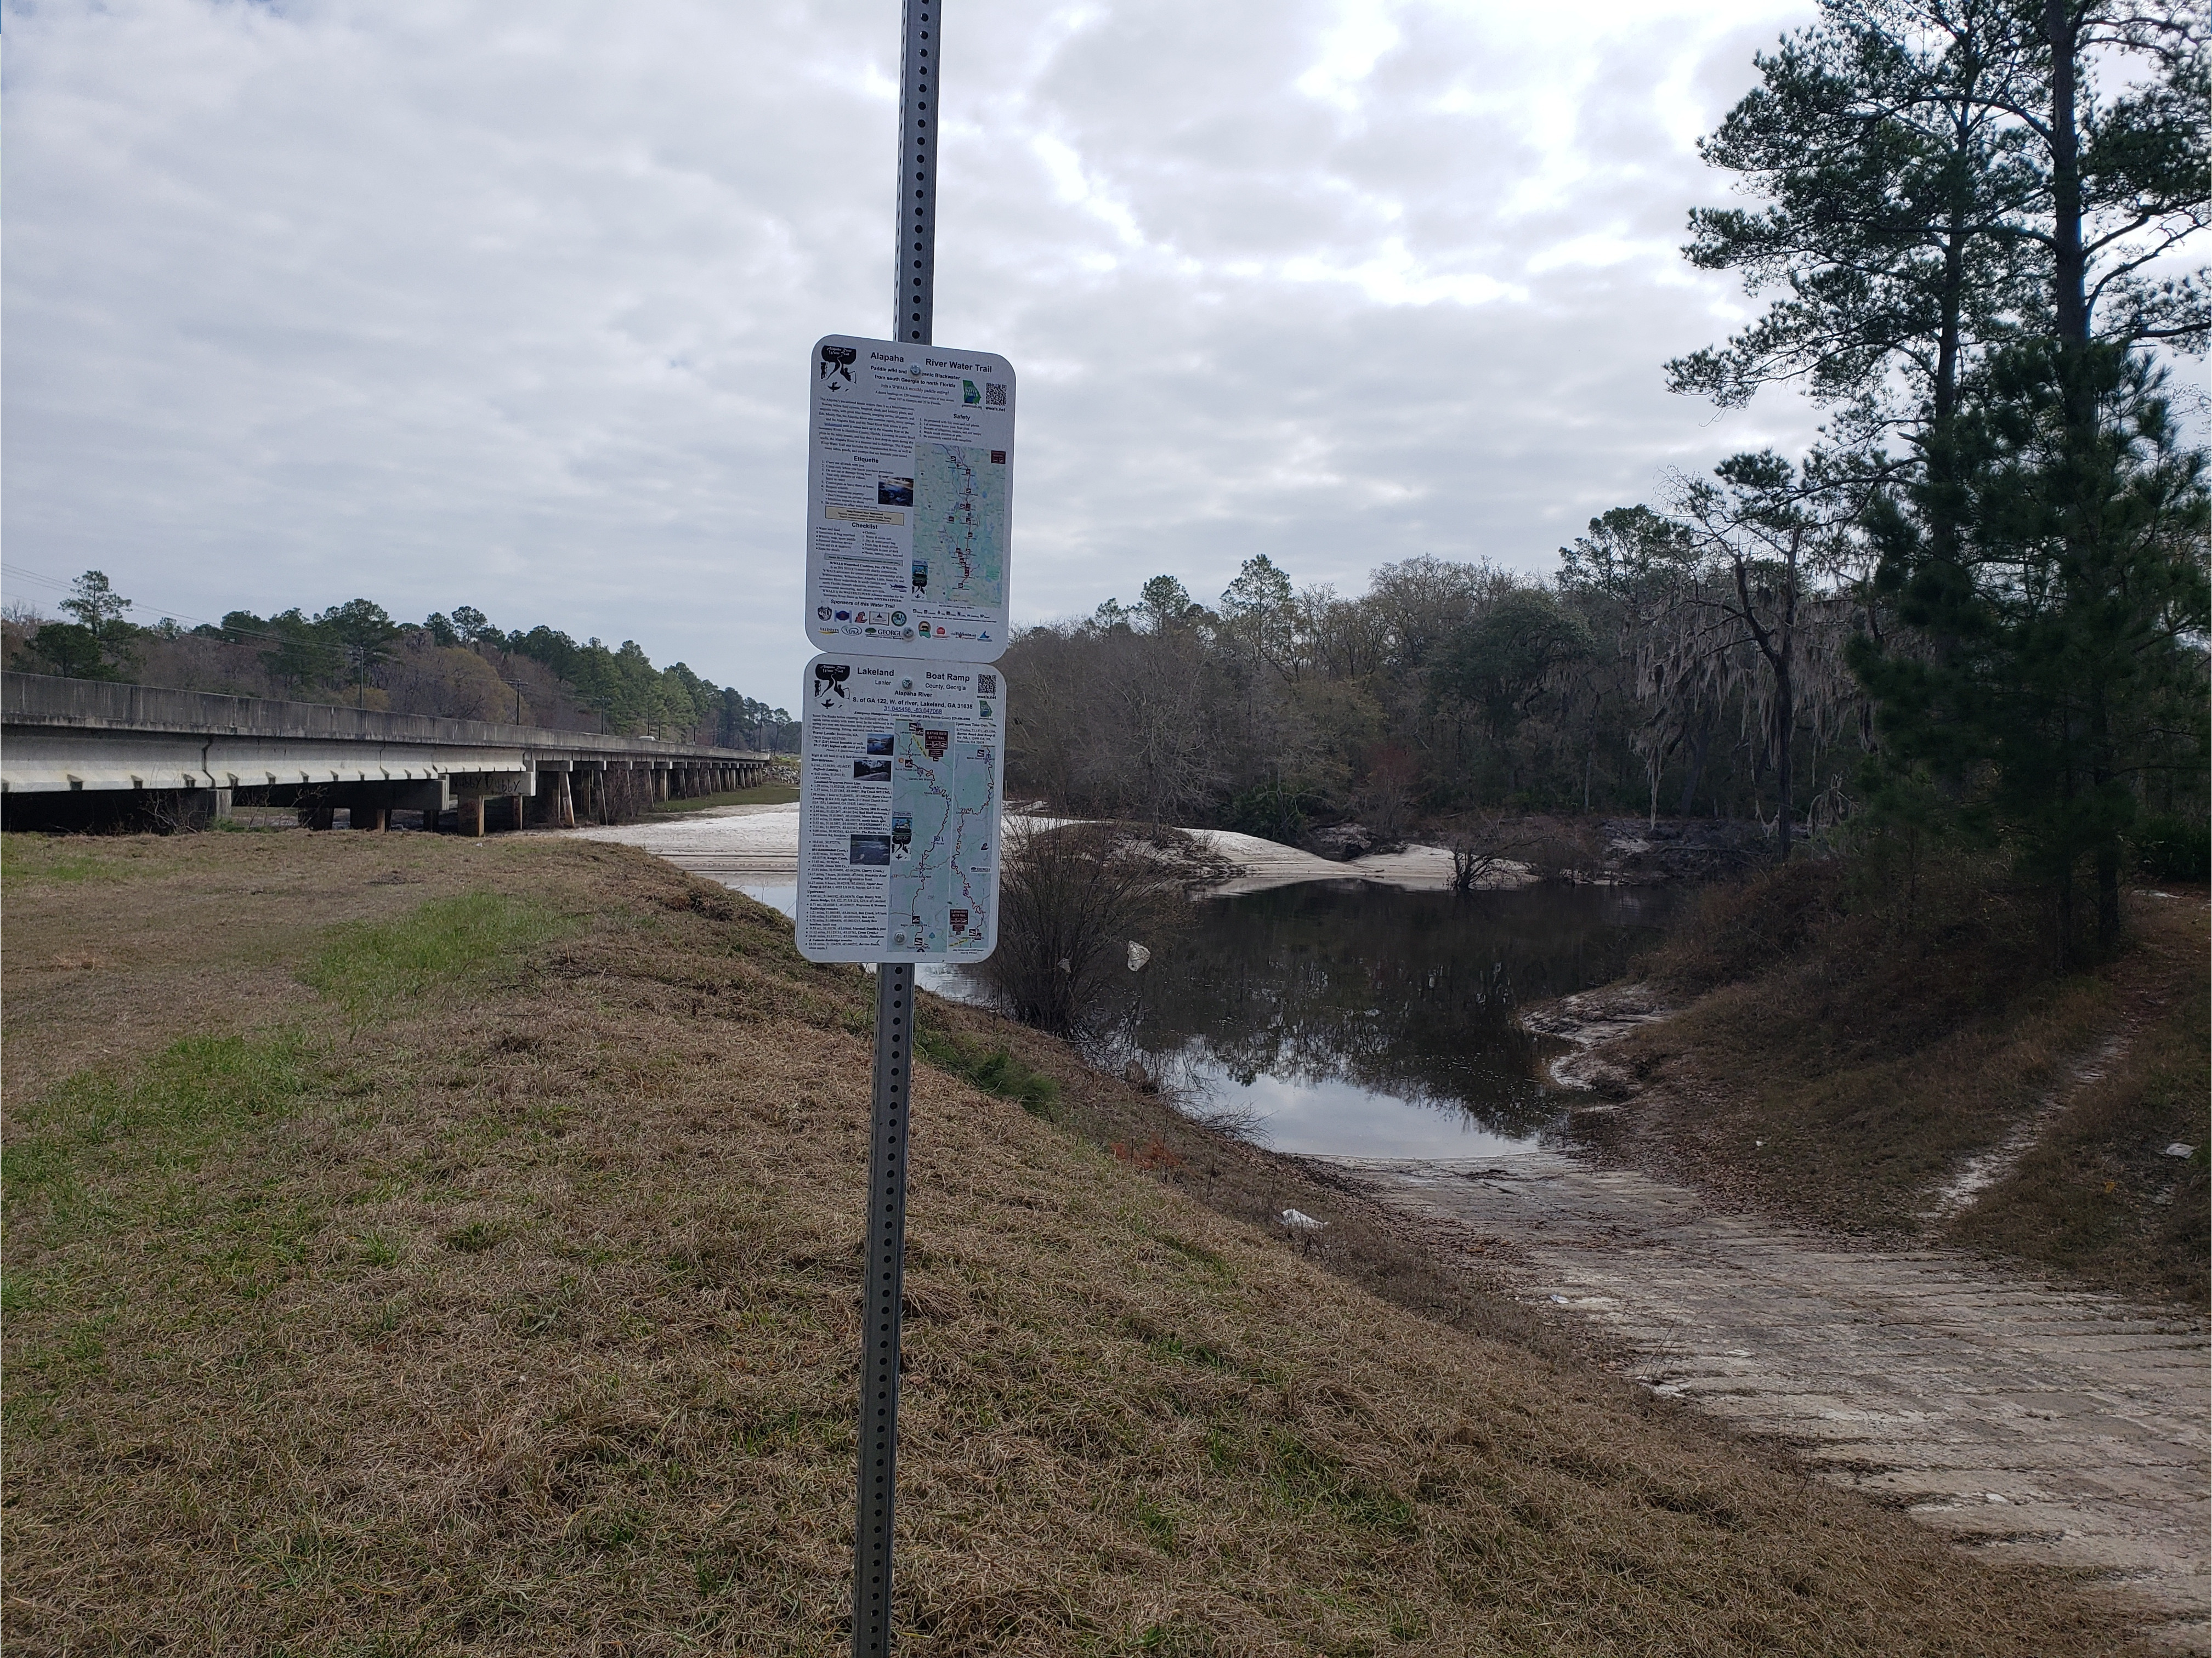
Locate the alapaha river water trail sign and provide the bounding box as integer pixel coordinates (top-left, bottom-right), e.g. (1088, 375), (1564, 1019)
(805, 335), (1015, 658)
(790, 4), (1015, 1648)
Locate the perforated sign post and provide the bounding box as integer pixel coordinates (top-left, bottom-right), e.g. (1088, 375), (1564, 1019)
(790, 5), (1012, 1653)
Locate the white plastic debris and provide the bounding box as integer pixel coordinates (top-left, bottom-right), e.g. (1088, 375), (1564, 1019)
(2163, 1143), (2194, 1158)
(1126, 941), (1152, 970)
(1279, 1208), (1326, 1231)
(1549, 1294), (1570, 1304)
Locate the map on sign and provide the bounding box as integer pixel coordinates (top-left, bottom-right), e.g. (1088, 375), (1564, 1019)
(912, 444), (1007, 611)
(887, 720), (996, 954)
(802, 334), (1014, 663)
(795, 653), (1006, 964)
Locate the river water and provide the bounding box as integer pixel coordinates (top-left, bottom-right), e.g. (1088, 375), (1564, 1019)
(732, 875), (1681, 1159)
(1087, 881), (1682, 1157)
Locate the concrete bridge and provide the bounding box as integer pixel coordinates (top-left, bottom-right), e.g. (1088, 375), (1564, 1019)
(1, 673), (774, 833)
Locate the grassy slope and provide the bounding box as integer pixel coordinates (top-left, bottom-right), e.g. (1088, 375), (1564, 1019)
(0, 831), (2153, 1655)
(1602, 860), (2208, 1305)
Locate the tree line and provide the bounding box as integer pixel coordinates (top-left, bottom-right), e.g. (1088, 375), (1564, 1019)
(1, 580), (799, 752)
(1007, 0), (2207, 963)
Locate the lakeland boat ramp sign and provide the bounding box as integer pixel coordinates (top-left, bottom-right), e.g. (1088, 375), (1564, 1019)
(795, 656), (1005, 965)
(803, 333), (1015, 662)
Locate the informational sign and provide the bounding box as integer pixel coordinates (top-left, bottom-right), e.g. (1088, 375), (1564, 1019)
(805, 334), (1014, 662)
(795, 653), (1006, 964)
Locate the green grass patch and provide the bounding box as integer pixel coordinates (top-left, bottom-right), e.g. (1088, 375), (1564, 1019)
(1147, 1332), (1230, 1369)
(0, 833), (133, 886)
(1133, 1495), (1178, 1553)
(443, 1219), (504, 1254)
(3, 1032), (316, 1225)
(916, 1022), (1061, 1117)
(650, 780), (798, 813)
(1155, 1233), (1229, 1274)
(306, 890), (576, 1015)
(1266, 1431), (1419, 1536)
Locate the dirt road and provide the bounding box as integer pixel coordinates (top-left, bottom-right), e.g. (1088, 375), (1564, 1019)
(1323, 1150), (2210, 1648)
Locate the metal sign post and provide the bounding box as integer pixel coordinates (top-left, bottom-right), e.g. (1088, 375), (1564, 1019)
(853, 5), (938, 1653)
(853, 956), (912, 1655)
(894, 0), (937, 349)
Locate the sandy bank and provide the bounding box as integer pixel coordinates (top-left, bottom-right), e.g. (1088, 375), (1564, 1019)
(564, 802), (1516, 895)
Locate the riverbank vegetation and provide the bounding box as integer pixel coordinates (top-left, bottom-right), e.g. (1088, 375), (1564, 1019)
(1531, 0), (2208, 1308)
(1, 575), (799, 749)
(1591, 851), (2208, 1307)
(0, 828), (2163, 1653)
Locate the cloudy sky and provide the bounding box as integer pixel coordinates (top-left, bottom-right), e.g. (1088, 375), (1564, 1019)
(3, 0), (1836, 707)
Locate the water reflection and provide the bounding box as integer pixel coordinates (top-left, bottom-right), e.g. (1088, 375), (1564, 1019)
(730, 873), (1682, 1160)
(1118, 881), (1682, 1158)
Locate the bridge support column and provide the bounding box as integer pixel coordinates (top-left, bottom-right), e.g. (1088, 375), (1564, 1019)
(463, 798), (485, 838)
(351, 807), (388, 832)
(558, 769), (576, 828)
(300, 805), (335, 831)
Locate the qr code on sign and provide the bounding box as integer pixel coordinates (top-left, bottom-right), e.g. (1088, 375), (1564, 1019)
(985, 383), (1007, 407)
(978, 673), (997, 696)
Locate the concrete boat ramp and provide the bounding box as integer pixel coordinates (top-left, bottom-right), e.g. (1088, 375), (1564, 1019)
(1323, 1150), (2209, 1645)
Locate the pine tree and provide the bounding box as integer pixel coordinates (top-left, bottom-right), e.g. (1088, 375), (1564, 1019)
(1851, 343), (2209, 962)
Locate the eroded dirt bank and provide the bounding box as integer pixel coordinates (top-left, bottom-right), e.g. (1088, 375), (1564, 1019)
(1314, 1151), (2210, 1645)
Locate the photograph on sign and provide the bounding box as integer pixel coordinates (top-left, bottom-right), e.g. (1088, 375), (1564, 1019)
(796, 654), (1006, 964)
(804, 334), (1014, 663)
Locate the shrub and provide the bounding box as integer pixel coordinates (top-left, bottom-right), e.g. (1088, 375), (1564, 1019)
(2132, 813), (2210, 884)
(979, 822), (1217, 1037)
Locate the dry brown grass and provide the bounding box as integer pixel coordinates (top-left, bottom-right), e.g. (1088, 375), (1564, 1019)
(1, 828), (2164, 1654)
(1943, 896), (2210, 1303)
(1593, 855), (2209, 1303)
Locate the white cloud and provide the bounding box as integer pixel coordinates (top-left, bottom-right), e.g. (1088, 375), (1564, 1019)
(1, 0), (1824, 707)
